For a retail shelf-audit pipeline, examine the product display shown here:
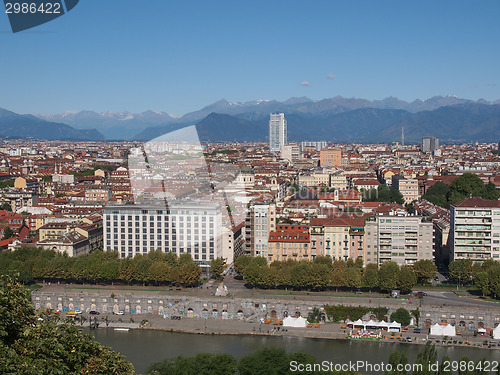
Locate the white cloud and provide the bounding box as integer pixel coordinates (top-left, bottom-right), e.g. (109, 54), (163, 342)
(327, 73), (337, 79)
(299, 81), (311, 86)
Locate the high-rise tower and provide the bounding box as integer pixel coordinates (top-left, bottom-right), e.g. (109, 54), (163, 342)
(269, 113), (287, 152)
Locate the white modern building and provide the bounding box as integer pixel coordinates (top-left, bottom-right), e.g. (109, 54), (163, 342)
(269, 113), (287, 152)
(103, 202), (223, 270)
(450, 197), (500, 262)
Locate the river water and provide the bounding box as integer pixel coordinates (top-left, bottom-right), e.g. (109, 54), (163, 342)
(86, 328), (499, 375)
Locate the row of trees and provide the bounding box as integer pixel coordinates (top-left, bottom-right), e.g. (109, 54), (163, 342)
(422, 173), (499, 208)
(234, 256), (438, 293)
(0, 275), (134, 374)
(0, 247), (202, 286)
(448, 258), (500, 298)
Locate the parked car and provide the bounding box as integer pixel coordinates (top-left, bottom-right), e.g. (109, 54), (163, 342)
(415, 292), (427, 298)
(413, 329), (421, 333)
(170, 315), (181, 320)
(89, 311), (100, 315)
(114, 311), (125, 315)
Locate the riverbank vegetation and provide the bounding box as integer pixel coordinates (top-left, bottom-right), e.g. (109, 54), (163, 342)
(0, 275), (134, 374)
(0, 247), (202, 287)
(147, 347), (354, 375)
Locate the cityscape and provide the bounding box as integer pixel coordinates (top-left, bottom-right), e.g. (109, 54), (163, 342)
(2, 1), (500, 374)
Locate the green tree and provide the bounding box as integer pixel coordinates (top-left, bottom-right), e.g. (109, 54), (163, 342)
(474, 271), (490, 296)
(2, 226), (14, 240)
(422, 181), (450, 208)
(330, 260), (347, 291)
(345, 266), (362, 289)
(243, 263), (263, 287)
(234, 255), (251, 276)
(119, 257), (135, 284)
(362, 263), (379, 292)
(398, 266), (417, 293)
(0, 202), (12, 211)
(413, 259), (437, 284)
(237, 347), (331, 375)
(413, 342), (437, 375)
(378, 261), (400, 292)
(308, 263), (331, 290)
(481, 182), (500, 200)
(384, 350), (409, 375)
(178, 262), (202, 286)
(148, 352), (237, 375)
(0, 275), (134, 374)
(448, 173), (484, 202)
(148, 262), (171, 285)
(390, 308), (411, 326)
(448, 259), (473, 284)
(210, 258), (224, 280)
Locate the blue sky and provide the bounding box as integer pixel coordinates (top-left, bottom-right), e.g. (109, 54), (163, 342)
(1, 0), (499, 115)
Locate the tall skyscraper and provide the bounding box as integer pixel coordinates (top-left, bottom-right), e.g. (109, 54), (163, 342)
(269, 113), (287, 152)
(422, 136), (439, 153)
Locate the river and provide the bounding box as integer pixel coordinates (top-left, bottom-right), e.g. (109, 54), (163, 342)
(86, 328), (499, 375)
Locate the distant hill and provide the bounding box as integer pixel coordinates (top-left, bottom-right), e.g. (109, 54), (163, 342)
(132, 103), (500, 143)
(0, 108), (105, 141)
(35, 95), (500, 140)
(36, 110), (175, 140)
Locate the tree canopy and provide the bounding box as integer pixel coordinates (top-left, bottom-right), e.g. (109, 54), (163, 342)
(0, 275), (134, 374)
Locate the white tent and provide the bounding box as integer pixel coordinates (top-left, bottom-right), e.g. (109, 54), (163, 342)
(282, 316), (308, 328)
(389, 322), (402, 332)
(430, 323), (456, 337)
(430, 323), (443, 336)
(493, 325), (500, 339)
(378, 321), (389, 330)
(442, 324), (456, 337)
(366, 320), (379, 329)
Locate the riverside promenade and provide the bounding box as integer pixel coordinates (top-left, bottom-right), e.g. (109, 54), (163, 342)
(32, 278), (500, 349)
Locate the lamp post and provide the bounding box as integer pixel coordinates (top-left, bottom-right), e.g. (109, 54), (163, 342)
(457, 271), (461, 292)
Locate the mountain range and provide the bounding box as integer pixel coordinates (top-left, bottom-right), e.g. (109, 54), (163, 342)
(0, 108), (104, 141)
(1, 95), (500, 142)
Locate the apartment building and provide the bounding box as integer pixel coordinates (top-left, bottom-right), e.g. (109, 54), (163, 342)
(280, 144), (300, 163)
(309, 216), (366, 262)
(320, 149), (342, 167)
(244, 203), (276, 257)
(364, 214), (434, 265)
(267, 224), (311, 262)
(392, 174), (419, 204)
(103, 202), (223, 270)
(450, 197), (500, 262)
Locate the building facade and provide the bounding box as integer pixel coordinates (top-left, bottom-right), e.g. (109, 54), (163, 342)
(269, 113), (287, 152)
(422, 136), (439, 153)
(244, 203), (276, 257)
(450, 197), (500, 262)
(392, 175), (419, 204)
(319, 149), (342, 168)
(364, 214), (434, 265)
(103, 203), (223, 270)
(267, 224), (311, 263)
